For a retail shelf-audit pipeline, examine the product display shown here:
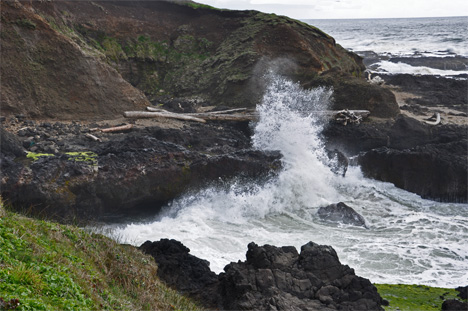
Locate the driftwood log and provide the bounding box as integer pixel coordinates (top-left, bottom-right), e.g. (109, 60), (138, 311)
(124, 111), (206, 123)
(85, 133), (102, 142)
(424, 112), (441, 125)
(146, 107), (169, 113)
(188, 112), (257, 121)
(207, 108), (248, 114)
(101, 124), (133, 133)
(125, 109), (370, 124)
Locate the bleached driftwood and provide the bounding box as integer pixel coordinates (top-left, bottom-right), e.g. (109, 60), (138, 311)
(101, 124), (133, 133)
(424, 112), (441, 125)
(125, 109), (370, 124)
(207, 108), (249, 114)
(146, 107), (169, 113)
(85, 133), (102, 142)
(124, 111), (206, 123)
(188, 112), (258, 122)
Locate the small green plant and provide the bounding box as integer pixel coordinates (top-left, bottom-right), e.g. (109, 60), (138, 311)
(26, 152), (54, 161)
(65, 151), (97, 164)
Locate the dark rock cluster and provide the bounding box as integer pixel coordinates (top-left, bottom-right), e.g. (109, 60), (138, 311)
(140, 239), (384, 311)
(324, 114), (467, 203)
(0, 120), (281, 222)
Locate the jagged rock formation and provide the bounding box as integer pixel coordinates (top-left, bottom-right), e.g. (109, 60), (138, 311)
(0, 0), (398, 119)
(140, 239), (385, 310)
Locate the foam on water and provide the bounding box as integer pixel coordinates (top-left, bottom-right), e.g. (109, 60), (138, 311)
(374, 60), (468, 76)
(304, 17), (468, 58)
(102, 75), (468, 288)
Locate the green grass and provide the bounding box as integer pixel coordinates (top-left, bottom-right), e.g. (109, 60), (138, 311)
(375, 283), (465, 311)
(0, 198), (203, 311)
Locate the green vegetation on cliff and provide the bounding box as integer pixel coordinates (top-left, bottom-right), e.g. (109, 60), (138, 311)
(0, 198), (202, 311)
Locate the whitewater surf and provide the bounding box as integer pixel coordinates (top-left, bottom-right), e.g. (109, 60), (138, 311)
(100, 74), (468, 288)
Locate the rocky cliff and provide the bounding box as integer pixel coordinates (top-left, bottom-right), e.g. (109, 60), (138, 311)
(1, 0), (398, 119)
(0, 0), (406, 220)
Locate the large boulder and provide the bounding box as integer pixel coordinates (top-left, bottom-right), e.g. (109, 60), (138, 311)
(0, 126), (25, 158)
(317, 202), (367, 228)
(140, 239), (218, 294)
(304, 73), (400, 118)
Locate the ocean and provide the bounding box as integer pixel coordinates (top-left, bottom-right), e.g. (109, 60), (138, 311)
(99, 17), (468, 288)
(305, 16), (468, 77)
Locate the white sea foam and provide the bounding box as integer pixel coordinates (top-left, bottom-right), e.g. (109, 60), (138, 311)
(304, 17), (468, 58)
(102, 75), (468, 288)
(374, 60), (468, 76)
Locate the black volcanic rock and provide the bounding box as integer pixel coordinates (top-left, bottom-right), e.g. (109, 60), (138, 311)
(0, 126), (25, 158)
(140, 239), (218, 293)
(441, 299), (468, 311)
(456, 285), (468, 300)
(358, 141), (467, 203)
(380, 74), (467, 112)
(326, 149), (349, 177)
(317, 202), (367, 228)
(324, 114), (467, 203)
(1, 122), (281, 222)
(141, 240), (384, 310)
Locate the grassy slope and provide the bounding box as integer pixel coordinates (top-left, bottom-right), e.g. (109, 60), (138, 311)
(0, 199), (202, 311)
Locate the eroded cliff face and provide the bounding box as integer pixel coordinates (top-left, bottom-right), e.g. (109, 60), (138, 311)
(0, 0), (149, 120)
(1, 0), (396, 120)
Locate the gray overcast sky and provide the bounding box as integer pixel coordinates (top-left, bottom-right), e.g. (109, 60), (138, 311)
(195, 0), (468, 19)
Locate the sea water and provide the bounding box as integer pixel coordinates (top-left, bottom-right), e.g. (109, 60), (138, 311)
(305, 16), (468, 76)
(101, 74), (468, 288)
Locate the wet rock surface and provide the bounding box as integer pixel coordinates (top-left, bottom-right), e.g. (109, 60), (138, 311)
(317, 202), (367, 228)
(0, 120), (281, 222)
(380, 74), (467, 112)
(140, 239), (384, 311)
(324, 114), (467, 203)
(358, 141), (467, 203)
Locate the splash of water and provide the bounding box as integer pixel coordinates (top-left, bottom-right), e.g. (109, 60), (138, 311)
(102, 74), (468, 288)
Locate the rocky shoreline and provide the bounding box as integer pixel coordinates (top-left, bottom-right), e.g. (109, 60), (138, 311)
(1, 1), (467, 309)
(1, 69), (467, 221)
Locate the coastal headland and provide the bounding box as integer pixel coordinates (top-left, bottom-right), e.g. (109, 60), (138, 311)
(1, 0), (467, 309)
